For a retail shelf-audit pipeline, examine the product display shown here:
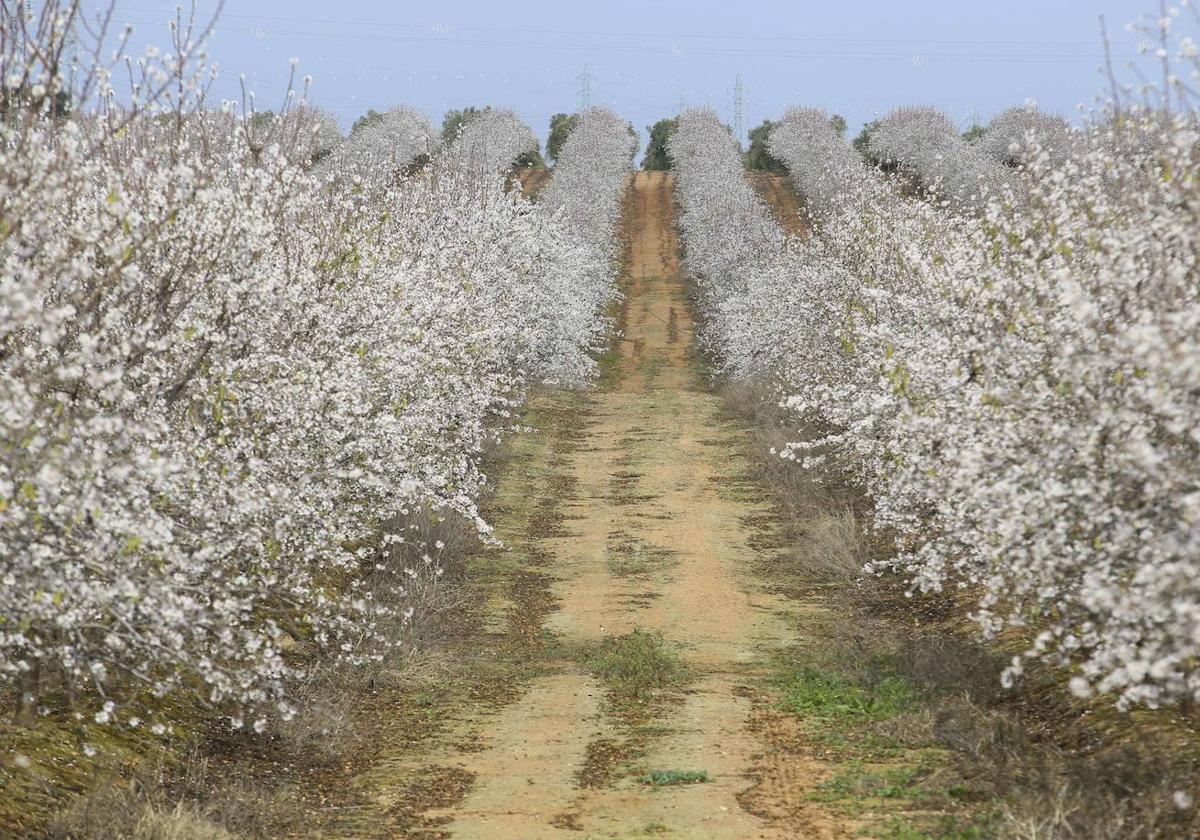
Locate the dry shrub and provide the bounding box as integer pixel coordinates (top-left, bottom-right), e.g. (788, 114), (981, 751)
(261, 505), (478, 761)
(870, 708), (938, 748)
(800, 507), (865, 585)
(130, 806), (238, 840)
(45, 785), (236, 840)
(999, 772), (1198, 840)
(722, 377), (867, 586)
(886, 632), (1005, 705)
(167, 751), (280, 840)
(260, 677), (356, 766)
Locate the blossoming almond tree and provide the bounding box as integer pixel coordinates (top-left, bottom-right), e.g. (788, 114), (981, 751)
(779, 96), (1200, 707)
(316, 105), (432, 178)
(442, 106), (538, 177)
(0, 1), (631, 732)
(667, 107), (792, 376)
(978, 104), (1077, 168)
(537, 106), (638, 381)
(867, 105), (1021, 212)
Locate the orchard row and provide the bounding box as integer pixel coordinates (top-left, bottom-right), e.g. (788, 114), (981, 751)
(670, 55), (1200, 708)
(1, 7), (635, 731)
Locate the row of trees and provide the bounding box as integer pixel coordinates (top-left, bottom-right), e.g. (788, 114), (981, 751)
(670, 45), (1200, 712)
(1, 2), (632, 734)
(641, 112), (847, 173)
(350, 108), (636, 170)
(349, 102), (1037, 180)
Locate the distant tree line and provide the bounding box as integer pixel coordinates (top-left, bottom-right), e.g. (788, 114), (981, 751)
(347, 102), (1003, 176)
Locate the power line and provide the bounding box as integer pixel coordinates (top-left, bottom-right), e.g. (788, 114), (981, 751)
(98, 5), (1140, 50)
(97, 14), (1154, 66)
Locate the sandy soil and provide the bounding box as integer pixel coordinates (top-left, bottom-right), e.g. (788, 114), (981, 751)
(745, 171), (808, 237)
(512, 165), (554, 200)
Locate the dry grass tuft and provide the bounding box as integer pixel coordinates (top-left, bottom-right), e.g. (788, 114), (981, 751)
(45, 784), (237, 840)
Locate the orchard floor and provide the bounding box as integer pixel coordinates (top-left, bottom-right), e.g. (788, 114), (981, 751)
(295, 171), (958, 840)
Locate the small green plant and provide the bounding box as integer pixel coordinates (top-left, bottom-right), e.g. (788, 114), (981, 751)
(811, 766), (919, 803)
(641, 769), (709, 786)
(873, 767), (920, 799)
(585, 630), (687, 702)
(867, 816), (989, 840)
(776, 665), (918, 722)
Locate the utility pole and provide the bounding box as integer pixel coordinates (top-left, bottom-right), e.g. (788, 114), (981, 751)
(576, 63), (592, 110)
(733, 74), (744, 145)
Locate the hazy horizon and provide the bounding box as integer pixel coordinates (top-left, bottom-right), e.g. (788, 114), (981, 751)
(96, 0), (1165, 147)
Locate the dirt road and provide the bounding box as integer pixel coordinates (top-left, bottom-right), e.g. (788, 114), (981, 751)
(327, 171), (850, 839)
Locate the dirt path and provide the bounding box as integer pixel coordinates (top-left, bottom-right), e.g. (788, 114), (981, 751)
(512, 165), (553, 200)
(11, 169), (1199, 840)
(323, 171), (851, 839)
(442, 171), (826, 839)
(746, 172), (808, 237)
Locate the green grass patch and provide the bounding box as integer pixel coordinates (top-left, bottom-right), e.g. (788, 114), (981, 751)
(867, 816), (991, 840)
(810, 766), (920, 803)
(584, 630), (687, 703)
(593, 298), (626, 390)
(606, 538), (675, 579)
(775, 664), (918, 722)
(641, 768), (709, 787)
(638, 353), (667, 384)
(594, 345), (623, 390)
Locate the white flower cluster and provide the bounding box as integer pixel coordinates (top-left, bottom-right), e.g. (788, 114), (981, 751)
(868, 106), (1020, 212)
(978, 105), (1077, 169)
(317, 106), (433, 177)
(667, 107), (792, 375)
(768, 107), (872, 222)
(1, 8), (629, 729)
(442, 107), (538, 177)
(672, 95), (1200, 708)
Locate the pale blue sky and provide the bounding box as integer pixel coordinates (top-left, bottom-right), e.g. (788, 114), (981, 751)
(94, 1), (1169, 147)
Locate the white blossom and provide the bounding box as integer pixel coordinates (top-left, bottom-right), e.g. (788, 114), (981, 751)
(0, 4), (630, 731)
